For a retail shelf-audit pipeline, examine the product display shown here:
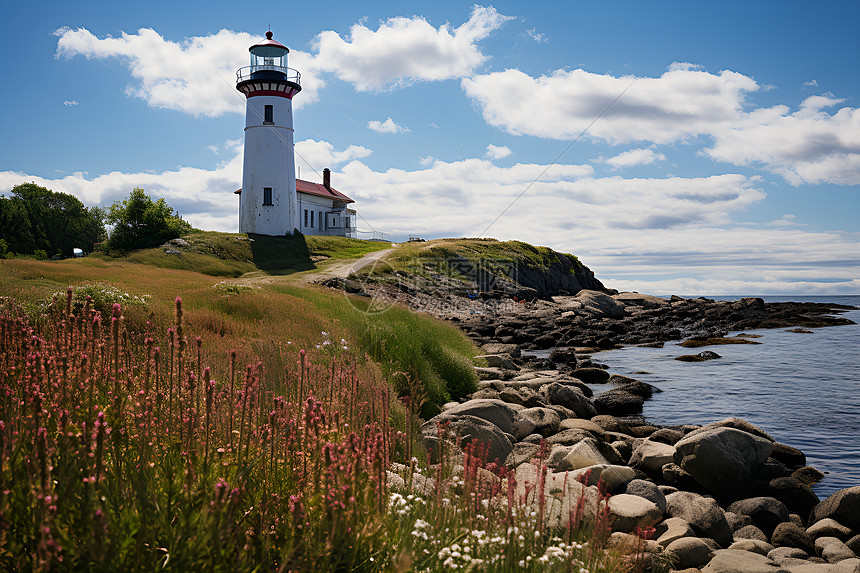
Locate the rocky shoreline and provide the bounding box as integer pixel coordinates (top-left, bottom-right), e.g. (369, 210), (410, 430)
(414, 293), (859, 572)
(418, 350), (860, 572)
(331, 268), (860, 570)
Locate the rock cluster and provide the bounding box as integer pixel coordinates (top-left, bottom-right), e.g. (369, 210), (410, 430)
(419, 357), (860, 572)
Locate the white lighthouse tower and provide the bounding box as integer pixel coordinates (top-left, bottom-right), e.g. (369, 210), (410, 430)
(236, 31), (302, 235)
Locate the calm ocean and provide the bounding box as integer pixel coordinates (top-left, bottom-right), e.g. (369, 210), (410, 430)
(594, 295), (860, 498)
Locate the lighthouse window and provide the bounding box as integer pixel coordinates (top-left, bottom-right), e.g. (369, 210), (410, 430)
(264, 105), (273, 123)
(263, 187), (273, 205)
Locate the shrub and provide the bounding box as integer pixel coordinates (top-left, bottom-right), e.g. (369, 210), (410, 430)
(105, 188), (192, 251)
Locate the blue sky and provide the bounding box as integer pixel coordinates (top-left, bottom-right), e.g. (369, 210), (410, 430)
(1, 1), (858, 294)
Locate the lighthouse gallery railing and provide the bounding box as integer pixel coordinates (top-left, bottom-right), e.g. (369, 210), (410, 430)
(236, 66), (301, 85)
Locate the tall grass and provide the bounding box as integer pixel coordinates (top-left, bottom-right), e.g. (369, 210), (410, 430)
(0, 289), (628, 572)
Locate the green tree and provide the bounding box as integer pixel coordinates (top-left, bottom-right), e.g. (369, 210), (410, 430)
(106, 188), (192, 251)
(0, 183), (105, 257)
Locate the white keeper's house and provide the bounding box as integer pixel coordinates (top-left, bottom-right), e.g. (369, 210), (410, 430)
(233, 31), (357, 238)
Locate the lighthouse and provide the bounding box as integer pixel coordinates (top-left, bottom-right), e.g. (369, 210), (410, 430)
(236, 31), (302, 235)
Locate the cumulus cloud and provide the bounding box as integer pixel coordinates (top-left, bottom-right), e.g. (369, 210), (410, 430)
(602, 148), (666, 168)
(463, 64), (860, 185)
(311, 5), (513, 90)
(704, 95), (860, 185)
(55, 27), (323, 116)
(3, 139), (855, 294)
(462, 64), (758, 144)
(484, 144), (512, 159)
(367, 117), (410, 134)
(294, 139), (372, 173)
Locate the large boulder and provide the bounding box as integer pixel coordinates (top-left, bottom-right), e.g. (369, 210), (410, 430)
(771, 522), (815, 555)
(728, 497), (791, 538)
(420, 414), (513, 464)
(654, 517), (696, 548)
(810, 487), (860, 531)
(514, 407), (561, 438)
(437, 399), (523, 435)
(808, 519), (854, 541)
(542, 382), (597, 419)
(557, 439), (611, 471)
(607, 494), (663, 533)
(625, 479), (668, 514)
(593, 389), (646, 416)
(572, 367), (611, 384)
(701, 549), (785, 572)
(666, 491), (733, 547)
(575, 289), (627, 319)
(570, 464), (636, 494)
(768, 477), (819, 520)
(674, 427), (774, 498)
(629, 440), (677, 476)
(665, 537), (716, 569)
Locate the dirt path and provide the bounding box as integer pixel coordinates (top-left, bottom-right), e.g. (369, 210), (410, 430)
(228, 246), (396, 288)
(300, 247), (396, 283)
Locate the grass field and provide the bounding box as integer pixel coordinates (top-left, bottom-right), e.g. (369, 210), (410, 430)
(0, 233), (638, 572)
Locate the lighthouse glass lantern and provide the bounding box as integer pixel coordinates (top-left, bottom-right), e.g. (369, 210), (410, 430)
(236, 31), (302, 235)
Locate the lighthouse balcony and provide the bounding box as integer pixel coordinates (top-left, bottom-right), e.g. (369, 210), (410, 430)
(236, 65), (301, 85)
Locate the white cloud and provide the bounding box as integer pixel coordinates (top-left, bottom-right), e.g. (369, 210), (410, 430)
(705, 95), (860, 185)
(462, 64), (759, 144)
(311, 5), (513, 91)
(3, 141), (855, 294)
(526, 28), (547, 43)
(803, 79), (819, 88)
(484, 144), (512, 160)
(419, 155), (435, 166)
(63, 100), (79, 106)
(367, 117), (410, 134)
(463, 64), (860, 185)
(602, 148), (666, 168)
(207, 144), (219, 155)
(55, 27), (323, 117)
(294, 139), (372, 173)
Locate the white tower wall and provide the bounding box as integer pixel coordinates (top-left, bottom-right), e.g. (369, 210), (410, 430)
(239, 95), (297, 235)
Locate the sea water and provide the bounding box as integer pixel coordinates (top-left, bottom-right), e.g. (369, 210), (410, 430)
(593, 295), (860, 498)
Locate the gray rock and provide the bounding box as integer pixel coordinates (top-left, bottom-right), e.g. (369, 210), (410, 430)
(822, 540), (855, 563)
(558, 438), (610, 471)
(811, 487), (860, 532)
(558, 418), (607, 439)
(436, 399), (523, 435)
(772, 522), (816, 554)
(666, 491), (733, 547)
(593, 389), (646, 416)
(572, 367), (611, 384)
(545, 428), (595, 447)
(575, 289), (627, 319)
(569, 464), (636, 494)
(770, 477), (820, 520)
(808, 519), (854, 541)
(626, 479), (667, 514)
(735, 525), (771, 543)
(730, 539), (775, 556)
(650, 428), (685, 445)
(692, 418), (775, 442)
(420, 414), (513, 464)
(845, 535), (860, 555)
(514, 407), (561, 438)
(499, 386), (546, 408)
(608, 494), (664, 533)
(629, 440), (677, 475)
(674, 427), (774, 498)
(767, 546), (809, 564)
(701, 549), (786, 572)
(543, 382), (597, 419)
(727, 511), (756, 532)
(505, 442), (541, 469)
(654, 517), (696, 548)
(475, 354), (520, 370)
(666, 537), (716, 569)
(728, 497), (791, 538)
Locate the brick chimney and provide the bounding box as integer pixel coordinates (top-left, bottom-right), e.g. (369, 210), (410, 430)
(323, 168), (331, 190)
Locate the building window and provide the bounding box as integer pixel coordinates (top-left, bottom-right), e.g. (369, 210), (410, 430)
(319, 212), (322, 230)
(310, 210), (314, 228)
(264, 105), (273, 123)
(304, 209), (308, 227)
(262, 187), (273, 205)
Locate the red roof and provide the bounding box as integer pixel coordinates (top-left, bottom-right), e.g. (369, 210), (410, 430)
(250, 31), (289, 52)
(295, 179), (354, 203)
(233, 179), (354, 203)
